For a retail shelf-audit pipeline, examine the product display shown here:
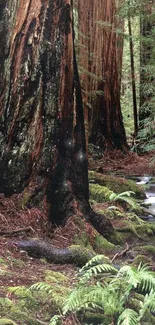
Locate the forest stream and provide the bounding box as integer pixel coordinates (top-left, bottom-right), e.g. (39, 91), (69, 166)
(133, 176), (155, 221)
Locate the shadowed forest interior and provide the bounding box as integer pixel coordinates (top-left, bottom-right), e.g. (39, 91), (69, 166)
(1, 1), (155, 325)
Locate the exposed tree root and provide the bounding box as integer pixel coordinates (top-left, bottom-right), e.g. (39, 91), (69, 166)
(14, 239), (95, 266)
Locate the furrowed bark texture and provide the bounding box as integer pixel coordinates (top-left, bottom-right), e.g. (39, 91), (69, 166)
(0, 0), (114, 238)
(0, 0), (88, 220)
(77, 0), (127, 150)
(139, 0), (155, 126)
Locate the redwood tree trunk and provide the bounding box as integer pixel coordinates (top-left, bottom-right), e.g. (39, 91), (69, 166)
(0, 0), (114, 238)
(77, 0), (128, 150)
(139, 0), (155, 127)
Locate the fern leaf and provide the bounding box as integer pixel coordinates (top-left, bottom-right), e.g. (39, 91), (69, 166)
(117, 265), (140, 288)
(30, 282), (53, 294)
(109, 193), (117, 201)
(138, 290), (155, 321)
(117, 308), (139, 325)
(118, 191), (135, 197)
(136, 264), (155, 293)
(79, 254), (109, 272)
(80, 263), (118, 281)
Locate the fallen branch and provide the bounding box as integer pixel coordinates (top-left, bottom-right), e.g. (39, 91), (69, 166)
(0, 227), (32, 236)
(111, 242), (130, 263)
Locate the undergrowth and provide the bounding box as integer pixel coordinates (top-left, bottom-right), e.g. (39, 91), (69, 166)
(61, 255), (155, 325)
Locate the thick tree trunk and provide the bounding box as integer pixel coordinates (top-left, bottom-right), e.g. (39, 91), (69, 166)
(77, 0), (128, 150)
(0, 0), (115, 238)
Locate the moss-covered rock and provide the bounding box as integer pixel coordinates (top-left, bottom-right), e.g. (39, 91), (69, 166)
(137, 245), (155, 255)
(132, 254), (153, 266)
(89, 171), (146, 199)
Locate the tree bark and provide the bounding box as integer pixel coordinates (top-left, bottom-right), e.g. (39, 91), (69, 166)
(77, 0), (128, 150)
(0, 0), (115, 239)
(14, 239), (95, 266)
(139, 0), (155, 127)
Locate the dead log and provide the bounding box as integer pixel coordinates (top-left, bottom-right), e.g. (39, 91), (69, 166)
(15, 239), (95, 266)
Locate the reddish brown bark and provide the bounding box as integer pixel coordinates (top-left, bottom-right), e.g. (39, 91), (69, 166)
(139, 0), (155, 126)
(77, 0), (128, 150)
(0, 0), (115, 239)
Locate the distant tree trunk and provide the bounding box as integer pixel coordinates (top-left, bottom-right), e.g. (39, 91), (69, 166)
(128, 12), (138, 137)
(77, 0), (128, 150)
(0, 0), (114, 238)
(139, 0), (155, 127)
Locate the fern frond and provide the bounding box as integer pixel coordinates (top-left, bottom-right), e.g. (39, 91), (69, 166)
(63, 284), (119, 315)
(79, 254), (109, 272)
(117, 308), (139, 325)
(138, 290), (155, 321)
(136, 264), (155, 293)
(117, 265), (140, 288)
(63, 287), (97, 314)
(30, 282), (53, 294)
(80, 263), (118, 281)
(109, 191), (136, 208)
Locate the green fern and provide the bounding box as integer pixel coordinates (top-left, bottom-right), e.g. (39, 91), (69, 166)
(63, 256), (155, 324)
(30, 282), (53, 294)
(138, 290), (155, 321)
(49, 315), (62, 325)
(109, 191), (136, 208)
(117, 309), (139, 325)
(79, 263), (118, 281)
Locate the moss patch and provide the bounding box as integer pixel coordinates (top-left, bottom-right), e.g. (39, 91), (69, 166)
(89, 171), (146, 199)
(44, 270), (68, 284)
(89, 183), (113, 203)
(132, 254), (153, 266)
(94, 234), (116, 252)
(0, 319), (17, 325)
(137, 245), (155, 255)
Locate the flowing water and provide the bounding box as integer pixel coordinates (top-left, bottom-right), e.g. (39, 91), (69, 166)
(136, 176), (155, 221)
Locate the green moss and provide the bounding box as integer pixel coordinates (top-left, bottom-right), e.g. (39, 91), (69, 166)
(94, 234), (116, 252)
(0, 319), (17, 325)
(137, 245), (155, 255)
(68, 245), (95, 265)
(132, 254), (153, 266)
(21, 191), (31, 208)
(44, 270), (69, 284)
(89, 171), (145, 199)
(136, 223), (155, 236)
(89, 183), (113, 202)
(74, 231), (93, 249)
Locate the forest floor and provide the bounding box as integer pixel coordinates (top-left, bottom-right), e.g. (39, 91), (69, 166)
(89, 149), (155, 176)
(1, 150), (155, 324)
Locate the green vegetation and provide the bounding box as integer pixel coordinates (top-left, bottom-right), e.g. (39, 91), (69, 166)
(63, 255), (155, 325)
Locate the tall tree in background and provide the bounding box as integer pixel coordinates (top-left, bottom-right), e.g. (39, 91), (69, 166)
(139, 0), (155, 127)
(0, 0), (114, 238)
(128, 4), (138, 137)
(77, 0), (128, 150)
